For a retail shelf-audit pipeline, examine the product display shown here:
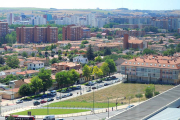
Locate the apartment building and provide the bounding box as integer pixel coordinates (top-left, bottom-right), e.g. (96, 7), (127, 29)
(116, 30), (146, 37)
(0, 22), (8, 40)
(7, 13), (14, 25)
(16, 26), (58, 43)
(63, 25), (82, 41)
(29, 16), (46, 25)
(178, 28), (180, 34)
(121, 55), (180, 84)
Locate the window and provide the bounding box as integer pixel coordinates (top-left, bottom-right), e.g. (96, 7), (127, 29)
(163, 65), (165, 67)
(172, 65), (175, 67)
(129, 62), (131, 64)
(142, 63), (144, 65)
(146, 63), (148, 65)
(168, 65), (170, 67)
(150, 64), (152, 66)
(159, 64), (161, 67)
(125, 62), (127, 64)
(138, 63), (140, 65)
(154, 64), (157, 66)
(134, 62), (136, 64)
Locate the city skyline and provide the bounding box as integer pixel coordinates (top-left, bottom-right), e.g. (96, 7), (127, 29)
(0, 0), (180, 10)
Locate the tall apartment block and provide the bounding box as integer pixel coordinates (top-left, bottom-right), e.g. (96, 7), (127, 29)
(7, 13), (14, 25)
(63, 24), (90, 41)
(16, 26), (58, 43)
(0, 22), (8, 40)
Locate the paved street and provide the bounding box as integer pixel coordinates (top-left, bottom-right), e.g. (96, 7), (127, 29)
(0, 73), (125, 119)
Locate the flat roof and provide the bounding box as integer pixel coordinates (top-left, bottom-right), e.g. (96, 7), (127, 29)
(109, 85), (180, 120)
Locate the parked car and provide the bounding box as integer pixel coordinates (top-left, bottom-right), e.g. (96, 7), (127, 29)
(40, 100), (47, 104)
(92, 86), (97, 89)
(50, 90), (57, 96)
(47, 98), (54, 102)
(56, 96), (62, 100)
(16, 100), (23, 104)
(41, 94), (47, 99)
(61, 89), (66, 93)
(35, 97), (41, 100)
(56, 118), (65, 120)
(104, 83), (108, 86)
(126, 105), (134, 109)
(97, 80), (102, 83)
(61, 95), (67, 98)
(86, 87), (91, 92)
(33, 101), (40, 106)
(67, 88), (72, 91)
(112, 76), (116, 79)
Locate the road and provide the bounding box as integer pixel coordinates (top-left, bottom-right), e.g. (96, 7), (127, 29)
(1, 73), (125, 119)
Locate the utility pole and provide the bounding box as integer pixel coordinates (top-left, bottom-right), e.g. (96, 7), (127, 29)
(108, 97), (109, 118)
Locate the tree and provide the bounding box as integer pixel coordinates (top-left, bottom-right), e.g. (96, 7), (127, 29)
(69, 69), (80, 85)
(6, 56), (20, 68)
(51, 58), (58, 64)
(100, 62), (110, 76)
(22, 51), (28, 58)
(86, 44), (95, 60)
(95, 56), (102, 62)
(30, 76), (43, 94)
(7, 115), (15, 120)
(169, 39), (174, 43)
(135, 93), (143, 99)
(108, 36), (113, 40)
(38, 68), (52, 94)
(105, 59), (116, 76)
(0, 56), (5, 64)
(104, 47), (111, 55)
(18, 84), (32, 97)
(80, 44), (86, 48)
(103, 22), (119, 28)
(145, 86), (154, 99)
(83, 64), (92, 81)
(92, 66), (103, 78)
(58, 55), (62, 60)
(96, 33), (102, 38)
(81, 40), (89, 44)
(58, 50), (62, 55)
(31, 52), (35, 57)
(159, 39), (163, 44)
(143, 48), (156, 55)
(55, 71), (68, 88)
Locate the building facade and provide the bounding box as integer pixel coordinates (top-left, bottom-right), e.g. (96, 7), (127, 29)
(121, 55), (180, 84)
(73, 55), (88, 64)
(16, 26), (58, 43)
(7, 13), (14, 25)
(0, 22), (8, 40)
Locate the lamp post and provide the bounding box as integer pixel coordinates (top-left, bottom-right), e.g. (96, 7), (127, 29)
(107, 97), (109, 118)
(116, 97), (119, 110)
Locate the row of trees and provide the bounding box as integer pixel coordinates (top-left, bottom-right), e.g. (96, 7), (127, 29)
(83, 59), (116, 80)
(19, 68), (52, 96)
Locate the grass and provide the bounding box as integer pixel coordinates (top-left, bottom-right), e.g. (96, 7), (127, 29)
(65, 83), (174, 104)
(46, 101), (117, 108)
(12, 109), (89, 115)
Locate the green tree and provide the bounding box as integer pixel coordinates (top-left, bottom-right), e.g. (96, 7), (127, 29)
(18, 84), (32, 97)
(145, 86), (154, 99)
(7, 115), (15, 120)
(0, 56), (5, 64)
(135, 93), (143, 99)
(104, 47), (111, 55)
(92, 66), (103, 78)
(55, 71), (68, 88)
(159, 39), (163, 44)
(86, 44), (95, 60)
(107, 36), (113, 40)
(143, 48), (156, 55)
(82, 64), (92, 81)
(31, 52), (35, 57)
(30, 76), (43, 94)
(58, 50), (62, 55)
(58, 55), (62, 60)
(22, 51), (28, 58)
(100, 62), (110, 76)
(51, 58), (58, 64)
(80, 44), (86, 48)
(81, 40), (89, 44)
(95, 56), (102, 62)
(105, 59), (117, 76)
(6, 56), (20, 68)
(96, 33), (102, 38)
(38, 68), (52, 94)
(69, 69), (80, 85)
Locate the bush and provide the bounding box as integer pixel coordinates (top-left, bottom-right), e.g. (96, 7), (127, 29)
(154, 91), (160, 96)
(135, 93), (143, 98)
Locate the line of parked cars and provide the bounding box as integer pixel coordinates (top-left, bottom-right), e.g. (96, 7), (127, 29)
(56, 93), (73, 100)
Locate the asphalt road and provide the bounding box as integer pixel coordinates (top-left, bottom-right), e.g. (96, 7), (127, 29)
(1, 73), (125, 119)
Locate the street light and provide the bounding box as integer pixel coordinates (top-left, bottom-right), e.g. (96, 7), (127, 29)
(116, 97), (119, 110)
(107, 97), (109, 118)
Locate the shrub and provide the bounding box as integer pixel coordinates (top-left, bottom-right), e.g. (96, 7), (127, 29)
(154, 91), (160, 96)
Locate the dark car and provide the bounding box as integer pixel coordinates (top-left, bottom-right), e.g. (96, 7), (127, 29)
(61, 95), (67, 98)
(104, 83), (108, 86)
(92, 86), (97, 89)
(47, 98), (54, 102)
(33, 101), (40, 106)
(40, 100), (47, 104)
(112, 76), (116, 79)
(97, 80), (102, 83)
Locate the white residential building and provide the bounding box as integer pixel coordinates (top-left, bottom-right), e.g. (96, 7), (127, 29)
(29, 16), (46, 25)
(7, 13), (14, 25)
(87, 13), (96, 27)
(73, 55), (88, 64)
(27, 61), (44, 70)
(13, 21), (29, 25)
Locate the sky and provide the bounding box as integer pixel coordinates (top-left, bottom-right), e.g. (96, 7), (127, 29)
(0, 0), (180, 10)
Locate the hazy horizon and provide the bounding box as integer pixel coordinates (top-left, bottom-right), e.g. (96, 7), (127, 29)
(0, 0), (180, 11)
